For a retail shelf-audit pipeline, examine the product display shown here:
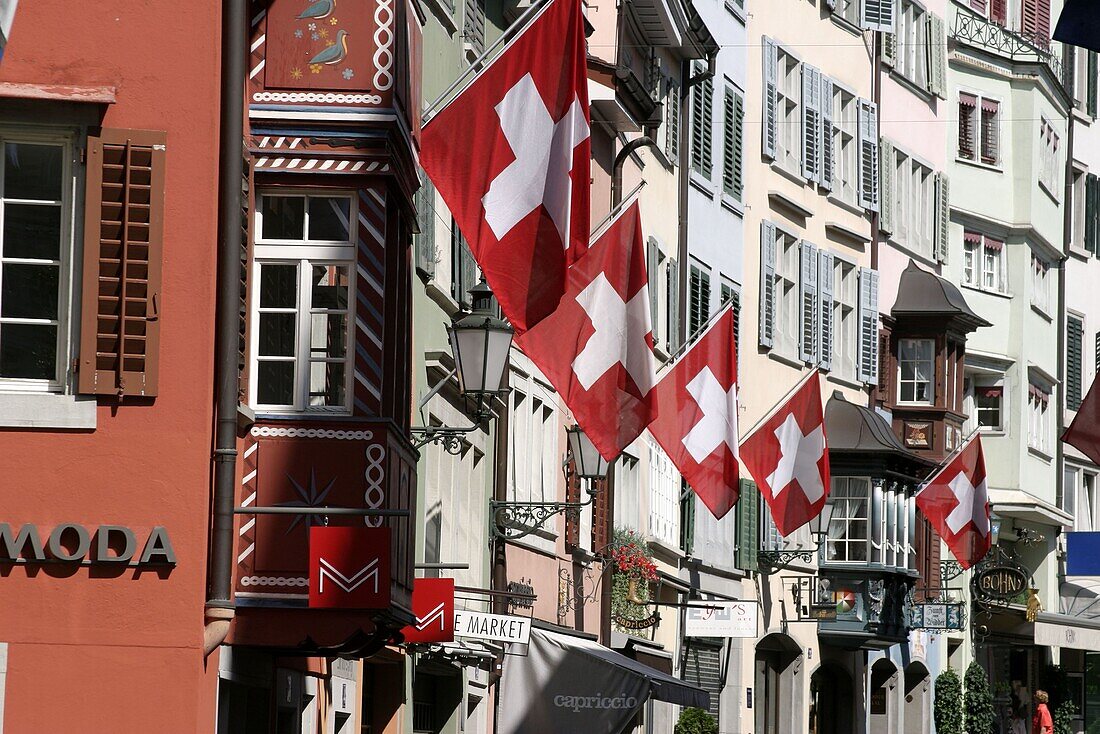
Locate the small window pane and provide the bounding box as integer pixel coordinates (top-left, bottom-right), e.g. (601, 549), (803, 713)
(261, 196), (305, 240)
(308, 197), (351, 241)
(2, 264), (59, 319)
(3, 204), (61, 260)
(311, 313), (347, 357)
(309, 361), (346, 406)
(0, 323), (56, 379)
(258, 313), (296, 357)
(259, 263), (297, 308)
(257, 361), (295, 405)
(311, 265), (349, 309)
(4, 143), (63, 201)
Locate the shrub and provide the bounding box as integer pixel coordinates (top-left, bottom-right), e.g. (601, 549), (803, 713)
(964, 662), (996, 734)
(934, 668), (964, 734)
(674, 707), (717, 734)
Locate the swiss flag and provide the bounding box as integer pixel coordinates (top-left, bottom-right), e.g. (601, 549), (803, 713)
(649, 308), (740, 519)
(515, 202), (657, 460)
(420, 0), (590, 333)
(740, 371), (830, 537)
(915, 434), (991, 569)
(1063, 374), (1100, 466)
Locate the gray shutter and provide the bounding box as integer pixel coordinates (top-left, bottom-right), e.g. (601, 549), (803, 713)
(929, 14), (947, 98)
(802, 64), (822, 182)
(759, 221), (777, 349)
(721, 89), (738, 198)
(862, 0), (896, 33)
(1089, 174), (1100, 256)
(858, 99), (880, 212)
(414, 178), (437, 278)
(682, 640), (723, 719)
(667, 258), (681, 350)
(934, 172), (950, 263)
(1064, 44), (1076, 100)
(463, 0), (486, 55)
(858, 267), (880, 385)
(666, 78), (681, 161)
(1069, 316), (1084, 410)
(820, 75), (835, 190)
(689, 265), (711, 341)
(879, 139), (896, 235)
(763, 37), (778, 161)
(818, 250), (835, 371)
(691, 62), (713, 178)
(881, 32), (898, 68)
(732, 92), (745, 199)
(799, 240), (819, 363)
(735, 479), (759, 569)
(647, 237), (660, 345)
(1089, 52), (1099, 118)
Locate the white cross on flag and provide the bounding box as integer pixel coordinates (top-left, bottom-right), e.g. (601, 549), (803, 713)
(648, 308), (740, 519)
(915, 433), (991, 569)
(420, 0), (590, 333)
(515, 202), (657, 460)
(740, 371), (830, 537)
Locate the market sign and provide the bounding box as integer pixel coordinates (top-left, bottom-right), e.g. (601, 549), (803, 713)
(973, 562), (1027, 602)
(308, 526), (391, 609)
(401, 578), (455, 644)
(684, 602), (759, 638)
(909, 602), (965, 631)
(454, 610), (532, 644)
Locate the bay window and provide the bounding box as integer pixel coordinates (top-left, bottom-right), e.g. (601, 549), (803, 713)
(825, 477), (870, 563)
(959, 93), (1000, 165)
(252, 192), (355, 413)
(963, 231), (1005, 293)
(1027, 382), (1051, 454)
(898, 338), (934, 404)
(1038, 118), (1060, 196)
(1031, 254), (1051, 313)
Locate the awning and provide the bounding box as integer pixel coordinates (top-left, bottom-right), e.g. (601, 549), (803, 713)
(498, 627), (708, 734)
(1033, 611), (1100, 651)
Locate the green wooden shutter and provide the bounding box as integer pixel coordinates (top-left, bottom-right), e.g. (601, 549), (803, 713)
(1089, 52), (1099, 117)
(689, 264), (711, 341)
(667, 258), (681, 350)
(721, 88), (744, 200)
(680, 479), (695, 555)
(1069, 316), (1084, 410)
(414, 178), (437, 277)
(690, 62), (713, 179)
(1088, 175), (1100, 256)
(736, 479), (759, 570)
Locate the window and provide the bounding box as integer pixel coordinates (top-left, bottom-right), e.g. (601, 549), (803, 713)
(252, 192), (355, 413)
(688, 262), (711, 341)
(1027, 382), (1051, 454)
(1069, 315), (1084, 410)
(1063, 466), (1078, 517)
(775, 44), (801, 174)
(0, 137), (70, 388)
(898, 338), (934, 404)
(648, 440), (681, 547)
(774, 229), (800, 357)
(962, 231), (1005, 293)
(832, 85), (860, 205)
(834, 0), (861, 26)
(451, 219), (479, 309)
(897, 0), (928, 90)
(1084, 473), (1099, 531)
(966, 375), (1004, 432)
(825, 477), (870, 563)
(959, 93), (1000, 165)
(690, 62), (714, 179)
(507, 378), (560, 543)
(1031, 254), (1051, 313)
(886, 145), (935, 256)
(1038, 118), (1060, 197)
(832, 258), (858, 380)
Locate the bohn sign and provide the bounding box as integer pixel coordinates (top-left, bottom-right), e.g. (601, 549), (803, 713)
(308, 526), (391, 609)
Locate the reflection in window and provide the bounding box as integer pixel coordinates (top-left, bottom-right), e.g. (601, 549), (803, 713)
(898, 338), (934, 404)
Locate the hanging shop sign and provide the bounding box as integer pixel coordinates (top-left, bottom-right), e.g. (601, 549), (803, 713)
(454, 610), (532, 644)
(401, 577), (455, 644)
(611, 610), (660, 631)
(909, 602), (966, 631)
(973, 562), (1028, 602)
(308, 526), (391, 609)
(684, 602), (759, 638)
(0, 523), (176, 566)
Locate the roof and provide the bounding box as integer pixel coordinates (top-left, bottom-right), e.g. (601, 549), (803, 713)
(889, 260), (991, 330)
(824, 392), (934, 467)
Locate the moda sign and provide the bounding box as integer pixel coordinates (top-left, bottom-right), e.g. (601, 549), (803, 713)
(0, 523), (176, 566)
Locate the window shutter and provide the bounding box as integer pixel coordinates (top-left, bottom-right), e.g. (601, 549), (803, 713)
(682, 640), (723, 719)
(929, 14), (947, 98)
(1088, 174), (1100, 256)
(463, 0), (486, 55)
(735, 478), (759, 570)
(647, 237), (660, 345)
(858, 267), (880, 385)
(881, 32), (898, 68)
(818, 250), (835, 371)
(1064, 44), (1077, 100)
(78, 128), (166, 397)
(820, 75), (835, 191)
(878, 326), (892, 397)
(934, 171), (950, 263)
(646, 48), (662, 102)
(1089, 52), (1098, 118)
(858, 99), (880, 212)
(414, 178), (437, 278)
(762, 37), (778, 161)
(721, 89), (743, 199)
(680, 479), (695, 555)
(691, 62), (714, 179)
(879, 139), (896, 235)
(1095, 330), (1100, 377)
(862, 0), (896, 33)
(1069, 317), (1084, 410)
(1021, 0), (1051, 49)
(731, 290), (742, 368)
(689, 265), (711, 341)
(759, 221), (777, 349)
(732, 92), (745, 199)
(666, 78), (681, 161)
(667, 258), (681, 349)
(802, 64), (822, 182)
(451, 219), (478, 307)
(799, 240), (819, 363)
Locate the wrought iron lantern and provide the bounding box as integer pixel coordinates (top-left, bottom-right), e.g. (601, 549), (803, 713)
(758, 501), (835, 569)
(567, 424), (611, 480)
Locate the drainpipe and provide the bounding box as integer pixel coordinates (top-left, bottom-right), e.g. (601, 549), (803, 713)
(205, 0), (247, 657)
(612, 137), (660, 208)
(1056, 111), (1073, 527)
(869, 29), (882, 409)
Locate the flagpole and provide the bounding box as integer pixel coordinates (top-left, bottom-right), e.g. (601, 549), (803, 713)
(917, 426), (983, 490)
(655, 304), (735, 377)
(589, 181), (647, 240)
(422, 0), (555, 126)
(736, 369), (820, 448)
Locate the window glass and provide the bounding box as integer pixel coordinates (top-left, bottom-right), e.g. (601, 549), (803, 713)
(4, 143), (63, 201)
(307, 196), (351, 241)
(898, 339), (934, 404)
(261, 195), (306, 240)
(826, 477), (869, 562)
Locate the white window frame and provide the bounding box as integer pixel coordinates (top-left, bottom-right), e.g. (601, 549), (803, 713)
(958, 91), (1001, 168)
(1038, 117), (1060, 199)
(251, 190), (357, 415)
(648, 439), (681, 548)
(1030, 253), (1051, 315)
(774, 227), (800, 358)
(962, 231), (1006, 293)
(824, 477), (871, 564)
(0, 130), (77, 395)
(775, 43), (802, 176)
(897, 0), (929, 91)
(889, 144), (935, 257)
(964, 374), (1005, 433)
(897, 338), (935, 405)
(1027, 382), (1052, 455)
(835, 0), (862, 26)
(831, 82), (860, 207)
(832, 256), (858, 381)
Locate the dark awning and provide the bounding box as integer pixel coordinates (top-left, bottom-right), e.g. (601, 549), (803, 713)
(890, 260), (990, 331)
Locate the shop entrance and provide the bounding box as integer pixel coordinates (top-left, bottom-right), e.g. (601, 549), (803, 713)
(870, 659), (900, 734)
(755, 633), (803, 734)
(903, 662), (930, 734)
(809, 663), (854, 734)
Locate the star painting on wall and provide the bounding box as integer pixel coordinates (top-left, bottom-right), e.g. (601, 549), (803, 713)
(276, 467), (338, 535)
(291, 67), (303, 79)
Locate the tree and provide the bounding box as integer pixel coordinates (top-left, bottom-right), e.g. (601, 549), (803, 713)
(674, 707), (717, 734)
(1054, 699), (1078, 734)
(935, 668), (964, 734)
(964, 662), (996, 734)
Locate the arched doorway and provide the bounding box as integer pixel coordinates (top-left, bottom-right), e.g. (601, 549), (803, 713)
(870, 659), (900, 734)
(754, 633), (802, 734)
(809, 663), (854, 734)
(903, 662), (931, 734)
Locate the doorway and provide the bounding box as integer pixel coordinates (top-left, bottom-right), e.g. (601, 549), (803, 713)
(809, 663), (855, 734)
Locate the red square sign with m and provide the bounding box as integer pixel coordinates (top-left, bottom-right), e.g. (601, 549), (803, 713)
(309, 526), (391, 609)
(402, 578), (455, 644)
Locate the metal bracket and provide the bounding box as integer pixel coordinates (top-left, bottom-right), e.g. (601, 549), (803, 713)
(758, 547), (817, 571)
(940, 560), (965, 582)
(410, 366), (488, 453)
(490, 494), (597, 541)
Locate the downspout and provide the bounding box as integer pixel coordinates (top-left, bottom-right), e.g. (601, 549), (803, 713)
(1056, 108), (1073, 530)
(869, 29), (881, 409)
(205, 0), (247, 657)
(612, 137), (660, 207)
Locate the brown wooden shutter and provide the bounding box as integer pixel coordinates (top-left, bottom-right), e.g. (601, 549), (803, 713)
(78, 129), (166, 397)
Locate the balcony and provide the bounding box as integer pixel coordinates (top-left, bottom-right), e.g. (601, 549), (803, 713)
(953, 8), (1065, 90)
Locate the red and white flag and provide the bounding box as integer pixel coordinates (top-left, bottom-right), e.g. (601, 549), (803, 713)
(649, 308), (740, 519)
(420, 0), (590, 333)
(1063, 374), (1100, 466)
(915, 433), (991, 569)
(515, 202), (657, 460)
(740, 371), (830, 537)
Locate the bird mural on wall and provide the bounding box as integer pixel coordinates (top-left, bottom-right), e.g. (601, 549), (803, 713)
(308, 29), (348, 65)
(297, 0), (335, 20)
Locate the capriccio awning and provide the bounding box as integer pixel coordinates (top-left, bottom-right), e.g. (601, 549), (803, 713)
(498, 627), (708, 734)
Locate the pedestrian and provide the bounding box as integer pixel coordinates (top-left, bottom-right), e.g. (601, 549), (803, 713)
(1032, 690), (1053, 734)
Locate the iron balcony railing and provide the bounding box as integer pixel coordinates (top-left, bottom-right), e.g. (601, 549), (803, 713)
(953, 8), (1065, 89)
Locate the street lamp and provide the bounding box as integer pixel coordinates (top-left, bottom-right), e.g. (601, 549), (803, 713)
(567, 424), (611, 480)
(758, 501), (835, 570)
(411, 280), (514, 453)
